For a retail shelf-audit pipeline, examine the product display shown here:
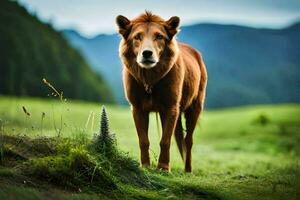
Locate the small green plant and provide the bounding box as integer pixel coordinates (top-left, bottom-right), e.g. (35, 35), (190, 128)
(252, 113), (271, 126)
(71, 128), (89, 146)
(92, 106), (116, 156)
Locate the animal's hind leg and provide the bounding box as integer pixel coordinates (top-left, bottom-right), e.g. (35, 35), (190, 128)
(184, 101), (202, 172)
(174, 114), (185, 161)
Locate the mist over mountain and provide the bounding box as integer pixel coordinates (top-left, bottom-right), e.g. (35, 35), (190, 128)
(62, 22), (300, 108)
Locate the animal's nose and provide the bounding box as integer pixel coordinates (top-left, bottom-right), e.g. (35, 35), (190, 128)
(142, 50), (153, 58)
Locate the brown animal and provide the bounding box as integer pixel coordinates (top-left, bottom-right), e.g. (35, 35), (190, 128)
(116, 12), (207, 172)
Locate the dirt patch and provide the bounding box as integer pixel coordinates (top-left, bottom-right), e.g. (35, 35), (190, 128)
(1, 135), (56, 167)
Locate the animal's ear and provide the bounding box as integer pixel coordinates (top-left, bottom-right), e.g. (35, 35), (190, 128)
(116, 15), (131, 39)
(165, 16), (180, 40)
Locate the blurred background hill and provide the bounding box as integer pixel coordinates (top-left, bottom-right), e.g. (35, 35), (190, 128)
(0, 0), (114, 103)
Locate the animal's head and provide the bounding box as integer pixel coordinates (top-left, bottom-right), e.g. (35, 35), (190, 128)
(116, 12), (180, 69)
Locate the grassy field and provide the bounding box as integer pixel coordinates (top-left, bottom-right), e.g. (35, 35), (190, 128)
(0, 96), (299, 200)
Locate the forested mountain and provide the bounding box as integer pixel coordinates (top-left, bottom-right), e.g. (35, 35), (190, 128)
(179, 23), (300, 108)
(63, 22), (300, 108)
(0, 0), (114, 103)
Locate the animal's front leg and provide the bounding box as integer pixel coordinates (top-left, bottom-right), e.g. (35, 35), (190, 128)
(132, 107), (150, 167)
(158, 107), (180, 171)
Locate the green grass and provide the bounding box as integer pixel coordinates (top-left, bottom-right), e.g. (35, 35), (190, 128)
(0, 95), (299, 200)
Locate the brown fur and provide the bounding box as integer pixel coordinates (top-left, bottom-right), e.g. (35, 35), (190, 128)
(116, 12), (207, 172)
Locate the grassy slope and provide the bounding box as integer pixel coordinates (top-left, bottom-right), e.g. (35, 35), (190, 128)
(0, 96), (299, 200)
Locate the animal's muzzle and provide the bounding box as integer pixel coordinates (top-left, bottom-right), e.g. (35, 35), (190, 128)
(141, 50), (156, 65)
(142, 50), (153, 59)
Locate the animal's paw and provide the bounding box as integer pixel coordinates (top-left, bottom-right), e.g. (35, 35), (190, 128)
(185, 165), (192, 173)
(141, 163), (150, 168)
(157, 163), (169, 172)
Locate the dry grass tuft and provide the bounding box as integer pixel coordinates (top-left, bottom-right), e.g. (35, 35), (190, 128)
(42, 78), (65, 101)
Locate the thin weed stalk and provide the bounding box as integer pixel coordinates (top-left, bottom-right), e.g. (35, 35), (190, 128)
(22, 106), (31, 136)
(91, 112), (95, 133)
(0, 119), (3, 164)
(85, 111), (92, 130)
(40, 112), (45, 135)
(43, 78), (66, 137)
(85, 111), (95, 135)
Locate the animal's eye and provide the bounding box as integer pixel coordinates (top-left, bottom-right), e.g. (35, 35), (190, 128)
(134, 34), (141, 40)
(156, 34), (164, 40)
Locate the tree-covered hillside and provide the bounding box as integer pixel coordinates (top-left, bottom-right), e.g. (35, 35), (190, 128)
(0, 0), (114, 103)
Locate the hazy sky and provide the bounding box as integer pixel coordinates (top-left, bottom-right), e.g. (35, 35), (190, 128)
(19, 0), (300, 37)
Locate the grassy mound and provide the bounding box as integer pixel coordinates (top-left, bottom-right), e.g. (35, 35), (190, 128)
(0, 108), (159, 197)
(0, 136), (125, 197)
(27, 144), (117, 191)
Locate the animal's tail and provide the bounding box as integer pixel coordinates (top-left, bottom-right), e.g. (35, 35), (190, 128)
(195, 50), (208, 128)
(174, 51), (207, 161)
(174, 116), (186, 161)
